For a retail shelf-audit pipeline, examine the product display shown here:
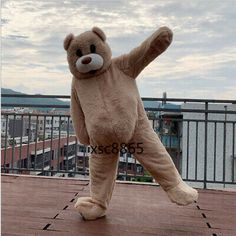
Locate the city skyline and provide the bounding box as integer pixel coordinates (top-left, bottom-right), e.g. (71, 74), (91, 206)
(2, 0), (236, 99)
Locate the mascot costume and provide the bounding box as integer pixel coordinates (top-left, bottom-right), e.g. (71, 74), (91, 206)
(64, 26), (198, 220)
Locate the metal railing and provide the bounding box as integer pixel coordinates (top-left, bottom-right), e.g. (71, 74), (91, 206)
(1, 94), (236, 189)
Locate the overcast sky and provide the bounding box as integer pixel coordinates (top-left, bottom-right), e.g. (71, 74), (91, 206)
(2, 0), (236, 99)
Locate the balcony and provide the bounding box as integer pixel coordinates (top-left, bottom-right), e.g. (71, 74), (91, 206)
(1, 94), (236, 235)
(2, 174), (236, 236)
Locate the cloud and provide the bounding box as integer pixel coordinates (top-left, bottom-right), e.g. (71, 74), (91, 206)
(1, 0), (236, 99)
(141, 46), (236, 80)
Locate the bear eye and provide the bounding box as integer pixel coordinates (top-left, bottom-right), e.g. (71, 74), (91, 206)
(90, 44), (96, 53)
(76, 49), (83, 57)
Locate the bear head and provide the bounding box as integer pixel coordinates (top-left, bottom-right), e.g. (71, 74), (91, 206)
(64, 27), (112, 79)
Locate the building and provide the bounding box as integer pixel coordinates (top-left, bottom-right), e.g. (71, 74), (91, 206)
(156, 103), (183, 173)
(1, 136), (78, 176)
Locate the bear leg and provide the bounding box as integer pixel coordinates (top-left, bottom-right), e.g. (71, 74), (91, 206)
(75, 153), (119, 220)
(131, 119), (198, 205)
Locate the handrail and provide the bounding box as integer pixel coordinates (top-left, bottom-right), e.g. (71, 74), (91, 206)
(1, 93), (236, 104)
(2, 107), (236, 114)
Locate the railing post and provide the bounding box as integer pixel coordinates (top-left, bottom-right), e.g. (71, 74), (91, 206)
(27, 115), (31, 170)
(203, 102), (208, 189)
(4, 114), (9, 173)
(232, 123), (235, 183)
(223, 105), (227, 187)
(11, 114), (16, 173)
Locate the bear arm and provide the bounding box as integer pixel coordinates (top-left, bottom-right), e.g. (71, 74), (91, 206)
(70, 86), (90, 145)
(115, 26), (173, 79)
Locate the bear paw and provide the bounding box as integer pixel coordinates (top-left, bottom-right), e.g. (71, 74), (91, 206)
(74, 197), (106, 220)
(166, 181), (198, 206)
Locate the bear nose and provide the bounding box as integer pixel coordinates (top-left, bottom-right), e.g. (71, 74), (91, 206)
(81, 56), (92, 64)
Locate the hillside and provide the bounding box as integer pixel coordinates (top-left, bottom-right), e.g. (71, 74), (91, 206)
(1, 88), (70, 110)
(1, 88), (179, 112)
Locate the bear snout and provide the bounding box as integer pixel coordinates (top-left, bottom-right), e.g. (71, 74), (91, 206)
(75, 53), (104, 74)
(82, 56), (92, 65)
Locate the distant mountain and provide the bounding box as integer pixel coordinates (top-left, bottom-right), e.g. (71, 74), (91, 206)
(1, 88), (23, 95)
(1, 88), (180, 112)
(1, 88), (70, 110)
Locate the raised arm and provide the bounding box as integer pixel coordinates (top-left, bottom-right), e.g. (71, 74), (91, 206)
(114, 26), (173, 79)
(70, 81), (90, 145)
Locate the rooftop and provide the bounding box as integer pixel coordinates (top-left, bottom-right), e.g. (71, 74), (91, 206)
(2, 174), (236, 236)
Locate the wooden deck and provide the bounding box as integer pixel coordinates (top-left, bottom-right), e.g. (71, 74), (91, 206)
(1, 174), (236, 236)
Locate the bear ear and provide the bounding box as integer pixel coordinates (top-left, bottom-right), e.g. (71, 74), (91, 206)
(64, 33), (74, 51)
(92, 26), (106, 41)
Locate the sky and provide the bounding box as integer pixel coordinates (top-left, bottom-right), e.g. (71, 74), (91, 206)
(1, 0), (236, 99)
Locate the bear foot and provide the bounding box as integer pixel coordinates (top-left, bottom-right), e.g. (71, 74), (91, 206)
(166, 181), (198, 206)
(74, 197), (106, 220)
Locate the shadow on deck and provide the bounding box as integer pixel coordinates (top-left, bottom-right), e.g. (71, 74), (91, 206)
(1, 174), (236, 236)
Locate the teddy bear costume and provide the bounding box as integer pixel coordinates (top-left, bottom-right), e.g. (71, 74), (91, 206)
(64, 26), (198, 220)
